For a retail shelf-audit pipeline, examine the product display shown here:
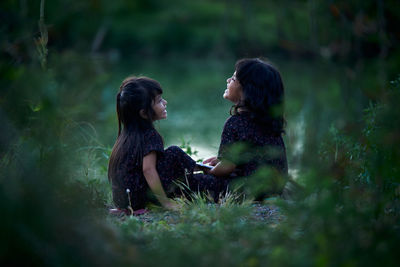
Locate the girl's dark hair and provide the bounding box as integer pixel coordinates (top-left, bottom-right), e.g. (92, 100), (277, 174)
(108, 76), (162, 183)
(232, 58), (285, 135)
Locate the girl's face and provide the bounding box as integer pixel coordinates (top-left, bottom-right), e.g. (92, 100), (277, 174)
(152, 94), (168, 120)
(224, 71), (243, 103)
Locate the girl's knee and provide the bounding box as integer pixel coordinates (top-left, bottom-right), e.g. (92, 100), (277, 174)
(165, 145), (183, 154)
(164, 145), (196, 171)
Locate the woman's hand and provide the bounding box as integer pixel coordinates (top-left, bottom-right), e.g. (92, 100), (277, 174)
(203, 156), (220, 166)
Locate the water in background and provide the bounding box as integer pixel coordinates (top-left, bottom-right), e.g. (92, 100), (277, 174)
(97, 57), (346, 170)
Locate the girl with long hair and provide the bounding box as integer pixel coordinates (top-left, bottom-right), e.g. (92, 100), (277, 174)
(191, 58), (288, 199)
(108, 76), (196, 212)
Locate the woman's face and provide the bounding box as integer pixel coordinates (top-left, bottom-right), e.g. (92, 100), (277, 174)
(152, 94), (168, 120)
(224, 71), (243, 103)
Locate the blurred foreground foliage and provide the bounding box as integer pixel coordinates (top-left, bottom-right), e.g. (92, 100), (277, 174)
(1, 67), (399, 265)
(1, 0), (400, 266)
(281, 77), (400, 265)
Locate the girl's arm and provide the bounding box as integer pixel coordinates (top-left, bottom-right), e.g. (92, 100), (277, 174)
(209, 159), (236, 177)
(142, 151), (176, 210)
(203, 156), (220, 166)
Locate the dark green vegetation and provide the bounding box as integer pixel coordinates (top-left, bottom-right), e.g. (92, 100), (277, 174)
(1, 0), (399, 266)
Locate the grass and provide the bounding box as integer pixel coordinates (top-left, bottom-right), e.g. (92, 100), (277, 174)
(109, 188), (285, 266)
(76, 136), (287, 265)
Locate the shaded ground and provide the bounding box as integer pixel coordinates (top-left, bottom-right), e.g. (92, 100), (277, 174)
(251, 203), (284, 224)
(111, 202), (284, 226)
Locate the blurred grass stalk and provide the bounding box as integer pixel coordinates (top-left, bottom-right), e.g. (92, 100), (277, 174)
(35, 0), (47, 70)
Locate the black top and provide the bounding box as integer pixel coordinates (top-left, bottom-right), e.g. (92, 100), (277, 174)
(112, 127), (196, 210)
(217, 112), (288, 177)
(112, 127), (164, 209)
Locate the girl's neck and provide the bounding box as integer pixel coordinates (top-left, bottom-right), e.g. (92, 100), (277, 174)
(237, 106), (249, 113)
(230, 102), (250, 116)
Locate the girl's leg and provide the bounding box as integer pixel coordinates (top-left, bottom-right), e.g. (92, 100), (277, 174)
(186, 173), (230, 202)
(156, 145), (196, 191)
(156, 145), (230, 202)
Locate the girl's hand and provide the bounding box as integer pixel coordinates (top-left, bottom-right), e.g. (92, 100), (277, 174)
(202, 167), (212, 175)
(203, 156), (219, 166)
(209, 160), (236, 177)
(162, 200), (180, 211)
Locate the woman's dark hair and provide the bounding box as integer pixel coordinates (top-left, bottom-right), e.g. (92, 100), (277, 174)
(108, 76), (162, 183)
(232, 58), (285, 135)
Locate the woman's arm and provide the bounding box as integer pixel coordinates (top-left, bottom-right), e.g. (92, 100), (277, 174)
(209, 160), (236, 177)
(142, 151), (176, 210)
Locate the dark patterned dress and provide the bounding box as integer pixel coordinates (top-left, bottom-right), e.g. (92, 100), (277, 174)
(188, 112), (288, 199)
(111, 127), (196, 210)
